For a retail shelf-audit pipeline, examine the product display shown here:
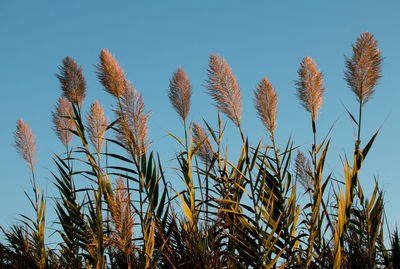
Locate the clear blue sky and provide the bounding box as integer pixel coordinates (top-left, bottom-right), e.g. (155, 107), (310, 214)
(1, 1), (399, 235)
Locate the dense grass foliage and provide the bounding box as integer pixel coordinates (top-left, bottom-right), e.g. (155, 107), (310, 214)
(1, 32), (399, 268)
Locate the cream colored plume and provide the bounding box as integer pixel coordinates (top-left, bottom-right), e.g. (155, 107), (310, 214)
(56, 56), (86, 106)
(168, 67), (192, 121)
(107, 177), (134, 257)
(206, 53), (242, 127)
(14, 119), (38, 170)
(295, 56), (325, 119)
(295, 150), (313, 191)
(254, 77), (278, 135)
(192, 122), (213, 164)
(116, 82), (151, 158)
(86, 101), (108, 155)
(97, 49), (128, 99)
(52, 95), (74, 148)
(345, 32), (383, 105)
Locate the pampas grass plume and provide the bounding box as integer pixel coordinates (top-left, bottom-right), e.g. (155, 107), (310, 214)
(86, 101), (108, 155)
(14, 119), (38, 170)
(108, 177), (134, 256)
(206, 53), (242, 127)
(295, 150), (313, 191)
(56, 56), (86, 106)
(345, 31), (383, 105)
(295, 56), (325, 119)
(97, 49), (127, 100)
(192, 122), (213, 164)
(52, 95), (74, 149)
(116, 82), (151, 158)
(169, 67), (192, 121)
(254, 77), (278, 135)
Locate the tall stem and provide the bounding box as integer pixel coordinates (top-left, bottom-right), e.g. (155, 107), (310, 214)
(357, 100), (363, 149)
(312, 115), (317, 167)
(271, 133), (281, 183)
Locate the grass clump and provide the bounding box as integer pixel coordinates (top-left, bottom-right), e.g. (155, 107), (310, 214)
(0, 31), (397, 269)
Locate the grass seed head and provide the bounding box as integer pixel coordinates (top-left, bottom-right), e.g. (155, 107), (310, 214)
(107, 177), (134, 255)
(14, 119), (38, 170)
(52, 95), (74, 149)
(206, 53), (242, 127)
(56, 56), (86, 106)
(169, 67), (192, 121)
(116, 82), (151, 158)
(86, 101), (108, 155)
(295, 150), (313, 191)
(97, 49), (128, 100)
(254, 77), (278, 135)
(345, 31), (383, 105)
(295, 56), (325, 119)
(192, 122), (213, 164)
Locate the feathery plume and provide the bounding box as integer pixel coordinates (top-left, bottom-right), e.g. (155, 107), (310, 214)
(97, 49), (127, 99)
(345, 32), (383, 105)
(116, 82), (151, 158)
(107, 177), (134, 258)
(14, 119), (38, 170)
(295, 151), (313, 191)
(206, 53), (242, 126)
(192, 123), (213, 164)
(254, 77), (278, 135)
(52, 95), (74, 149)
(86, 101), (109, 155)
(295, 56), (325, 119)
(56, 56), (86, 106)
(168, 67), (192, 121)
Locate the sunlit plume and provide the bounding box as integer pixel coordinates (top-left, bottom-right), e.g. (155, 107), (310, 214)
(116, 82), (151, 158)
(345, 31), (383, 105)
(254, 77), (278, 136)
(295, 150), (313, 191)
(52, 95), (74, 149)
(14, 119), (38, 170)
(206, 53), (242, 127)
(56, 56), (86, 106)
(107, 177), (134, 257)
(295, 56), (325, 119)
(168, 67), (192, 122)
(97, 49), (128, 100)
(86, 101), (109, 156)
(192, 122), (213, 164)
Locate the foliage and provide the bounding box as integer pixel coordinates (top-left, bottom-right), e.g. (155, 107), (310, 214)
(0, 32), (397, 268)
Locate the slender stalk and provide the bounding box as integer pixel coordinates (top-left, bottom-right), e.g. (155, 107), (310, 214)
(357, 99), (363, 149)
(271, 133), (281, 182)
(312, 115), (317, 167)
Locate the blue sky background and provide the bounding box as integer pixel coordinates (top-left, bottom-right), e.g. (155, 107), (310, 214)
(1, 0), (399, 240)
